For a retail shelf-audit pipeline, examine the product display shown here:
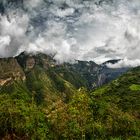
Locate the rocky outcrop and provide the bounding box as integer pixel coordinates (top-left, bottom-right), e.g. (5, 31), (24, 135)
(16, 52), (56, 71)
(0, 58), (25, 86)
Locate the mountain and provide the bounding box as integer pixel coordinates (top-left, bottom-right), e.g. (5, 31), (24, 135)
(0, 52), (78, 139)
(98, 60), (129, 87)
(58, 59), (129, 89)
(0, 53), (120, 107)
(15, 52), (129, 90)
(0, 52), (139, 140)
(0, 52), (129, 93)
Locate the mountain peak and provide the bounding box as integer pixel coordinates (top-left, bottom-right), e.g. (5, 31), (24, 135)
(15, 52), (56, 71)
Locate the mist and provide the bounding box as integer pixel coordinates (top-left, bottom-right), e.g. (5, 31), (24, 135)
(0, 0), (140, 67)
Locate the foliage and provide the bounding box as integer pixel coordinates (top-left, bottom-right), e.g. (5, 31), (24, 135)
(130, 84), (140, 91)
(46, 89), (93, 140)
(0, 93), (49, 140)
(0, 55), (140, 139)
(89, 67), (140, 139)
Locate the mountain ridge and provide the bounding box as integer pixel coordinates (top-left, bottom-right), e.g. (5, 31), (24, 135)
(0, 52), (129, 90)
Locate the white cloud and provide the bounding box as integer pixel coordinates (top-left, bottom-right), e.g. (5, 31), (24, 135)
(24, 0), (42, 9)
(106, 58), (140, 68)
(0, 12), (29, 57)
(0, 0), (140, 67)
(51, 7), (75, 18)
(0, 36), (11, 57)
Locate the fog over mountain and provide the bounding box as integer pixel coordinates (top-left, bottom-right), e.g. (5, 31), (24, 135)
(0, 0), (140, 67)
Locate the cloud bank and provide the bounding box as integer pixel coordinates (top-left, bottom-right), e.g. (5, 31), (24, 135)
(106, 58), (140, 68)
(0, 0), (140, 67)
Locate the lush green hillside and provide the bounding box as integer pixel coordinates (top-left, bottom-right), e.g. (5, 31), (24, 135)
(91, 66), (140, 116)
(89, 67), (140, 140)
(0, 54), (139, 140)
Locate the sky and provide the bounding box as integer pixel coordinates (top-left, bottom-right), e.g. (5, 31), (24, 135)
(0, 0), (140, 68)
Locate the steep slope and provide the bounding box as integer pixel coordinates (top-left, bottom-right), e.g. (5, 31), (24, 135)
(15, 52), (77, 103)
(0, 53), (77, 104)
(92, 66), (140, 115)
(89, 66), (140, 139)
(0, 53), (78, 139)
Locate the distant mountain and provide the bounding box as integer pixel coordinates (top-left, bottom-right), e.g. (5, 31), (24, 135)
(58, 59), (129, 89)
(98, 59), (129, 87)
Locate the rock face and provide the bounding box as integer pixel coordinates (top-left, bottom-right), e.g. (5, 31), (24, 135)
(26, 57), (35, 70)
(0, 58), (25, 86)
(16, 52), (56, 71)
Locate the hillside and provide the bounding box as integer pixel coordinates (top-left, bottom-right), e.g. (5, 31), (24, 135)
(89, 66), (140, 139)
(91, 66), (140, 115)
(0, 53), (139, 139)
(0, 53), (78, 139)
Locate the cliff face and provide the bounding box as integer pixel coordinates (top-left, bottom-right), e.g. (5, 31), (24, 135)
(0, 58), (25, 86)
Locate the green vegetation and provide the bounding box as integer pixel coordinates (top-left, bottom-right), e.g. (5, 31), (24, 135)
(130, 84), (140, 91)
(0, 94), (49, 140)
(49, 66), (88, 89)
(0, 56), (140, 139)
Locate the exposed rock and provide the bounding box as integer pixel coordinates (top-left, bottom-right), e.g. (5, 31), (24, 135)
(0, 78), (12, 86)
(26, 57), (36, 70)
(0, 57), (25, 86)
